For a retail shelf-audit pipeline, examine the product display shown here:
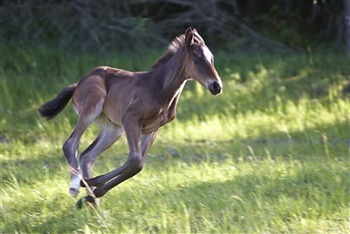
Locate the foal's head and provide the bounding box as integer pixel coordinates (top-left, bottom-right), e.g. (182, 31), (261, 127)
(183, 28), (222, 95)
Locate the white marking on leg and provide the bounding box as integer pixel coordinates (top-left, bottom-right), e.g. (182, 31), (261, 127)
(69, 174), (82, 197)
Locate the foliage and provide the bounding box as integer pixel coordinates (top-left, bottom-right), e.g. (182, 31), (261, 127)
(1, 0), (347, 52)
(1, 43), (349, 233)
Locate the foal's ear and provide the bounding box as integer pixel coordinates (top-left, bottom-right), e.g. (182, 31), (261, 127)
(185, 27), (194, 47)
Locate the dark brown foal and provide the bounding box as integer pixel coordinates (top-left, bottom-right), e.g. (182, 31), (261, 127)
(39, 28), (222, 208)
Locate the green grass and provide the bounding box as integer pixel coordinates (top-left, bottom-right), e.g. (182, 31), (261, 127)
(1, 44), (349, 233)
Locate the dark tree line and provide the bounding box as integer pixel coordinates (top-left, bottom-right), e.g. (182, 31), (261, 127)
(1, 0), (348, 52)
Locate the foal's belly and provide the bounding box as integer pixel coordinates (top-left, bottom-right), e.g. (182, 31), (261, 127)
(103, 101), (172, 135)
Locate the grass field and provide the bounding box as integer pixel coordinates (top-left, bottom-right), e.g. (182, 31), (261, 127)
(1, 44), (349, 233)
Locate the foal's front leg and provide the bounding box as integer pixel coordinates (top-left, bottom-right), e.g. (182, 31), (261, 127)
(90, 122), (144, 197)
(77, 120), (143, 206)
(78, 128), (158, 208)
(89, 130), (158, 198)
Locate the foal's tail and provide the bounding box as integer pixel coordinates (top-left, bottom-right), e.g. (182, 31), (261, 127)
(38, 84), (78, 120)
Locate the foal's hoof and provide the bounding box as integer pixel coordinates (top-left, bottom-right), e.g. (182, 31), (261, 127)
(69, 188), (79, 198)
(76, 195), (97, 209)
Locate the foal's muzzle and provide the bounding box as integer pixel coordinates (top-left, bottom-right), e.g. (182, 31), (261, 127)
(208, 81), (222, 95)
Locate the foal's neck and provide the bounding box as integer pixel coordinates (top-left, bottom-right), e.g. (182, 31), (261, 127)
(152, 49), (187, 103)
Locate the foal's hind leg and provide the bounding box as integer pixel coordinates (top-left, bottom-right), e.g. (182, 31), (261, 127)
(76, 118), (123, 208)
(63, 118), (91, 197)
(79, 116), (123, 190)
(63, 99), (105, 197)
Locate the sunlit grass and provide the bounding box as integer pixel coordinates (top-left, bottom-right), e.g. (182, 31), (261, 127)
(1, 44), (349, 233)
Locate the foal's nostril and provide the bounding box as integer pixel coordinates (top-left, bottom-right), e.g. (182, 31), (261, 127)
(213, 81), (221, 91)
(209, 81), (222, 95)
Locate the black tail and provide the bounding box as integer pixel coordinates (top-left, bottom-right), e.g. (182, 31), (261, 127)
(38, 84), (78, 120)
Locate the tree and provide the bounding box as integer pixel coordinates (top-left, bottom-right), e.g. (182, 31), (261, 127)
(1, 0), (347, 51)
(345, 0), (350, 56)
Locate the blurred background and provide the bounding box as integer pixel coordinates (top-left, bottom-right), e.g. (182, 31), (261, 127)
(1, 0), (349, 53)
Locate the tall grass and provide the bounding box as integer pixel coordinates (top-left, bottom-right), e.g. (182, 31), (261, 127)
(1, 44), (349, 233)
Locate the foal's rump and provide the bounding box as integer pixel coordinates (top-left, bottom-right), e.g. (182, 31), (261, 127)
(71, 71), (107, 118)
(38, 67), (109, 120)
(39, 65), (140, 125)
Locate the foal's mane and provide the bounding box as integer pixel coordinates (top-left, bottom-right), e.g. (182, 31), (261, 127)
(151, 34), (185, 70)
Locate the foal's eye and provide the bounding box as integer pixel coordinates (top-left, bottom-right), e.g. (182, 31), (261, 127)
(193, 58), (199, 64)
